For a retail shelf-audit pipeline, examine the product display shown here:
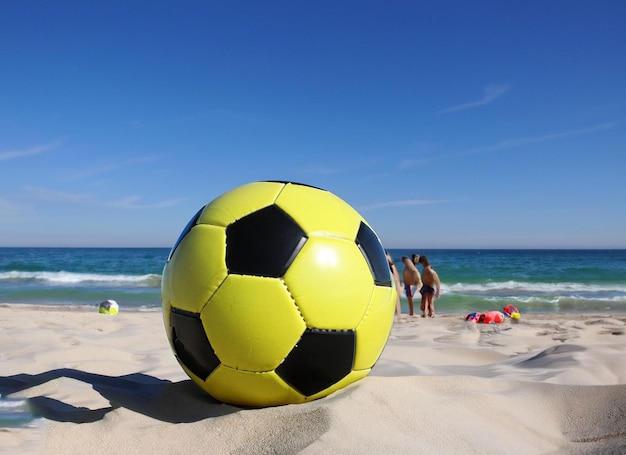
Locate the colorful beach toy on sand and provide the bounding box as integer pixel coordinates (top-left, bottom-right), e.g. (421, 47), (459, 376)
(465, 312), (482, 322)
(482, 310), (504, 324)
(503, 304), (521, 319)
(465, 310), (505, 324)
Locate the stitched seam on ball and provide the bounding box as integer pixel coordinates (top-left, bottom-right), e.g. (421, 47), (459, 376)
(282, 279), (308, 327)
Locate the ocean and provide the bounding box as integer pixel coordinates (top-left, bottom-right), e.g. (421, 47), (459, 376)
(1, 247), (625, 314)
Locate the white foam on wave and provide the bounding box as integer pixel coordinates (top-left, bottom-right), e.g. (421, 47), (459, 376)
(0, 398), (28, 409)
(0, 397), (39, 428)
(443, 280), (626, 295)
(0, 270), (162, 287)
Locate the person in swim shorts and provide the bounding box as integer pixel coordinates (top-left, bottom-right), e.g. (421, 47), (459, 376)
(417, 255), (440, 318)
(401, 255), (422, 316)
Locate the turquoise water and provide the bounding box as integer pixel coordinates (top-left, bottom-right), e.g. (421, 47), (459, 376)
(0, 397), (36, 427)
(1, 247), (625, 314)
(388, 249), (626, 314)
(0, 248), (166, 310)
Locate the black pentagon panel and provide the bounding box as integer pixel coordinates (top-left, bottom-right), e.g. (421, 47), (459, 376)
(355, 222), (392, 287)
(170, 308), (220, 380)
(226, 205), (307, 278)
(167, 205), (206, 262)
(276, 329), (355, 397)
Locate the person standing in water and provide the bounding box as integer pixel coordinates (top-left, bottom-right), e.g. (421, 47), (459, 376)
(418, 255), (441, 318)
(401, 255), (422, 316)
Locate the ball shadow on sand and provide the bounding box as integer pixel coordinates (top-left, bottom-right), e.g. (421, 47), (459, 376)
(0, 368), (239, 424)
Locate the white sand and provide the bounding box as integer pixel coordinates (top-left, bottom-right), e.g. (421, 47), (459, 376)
(1, 304), (625, 454)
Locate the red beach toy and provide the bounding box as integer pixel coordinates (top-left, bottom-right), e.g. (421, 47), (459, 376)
(503, 304), (521, 319)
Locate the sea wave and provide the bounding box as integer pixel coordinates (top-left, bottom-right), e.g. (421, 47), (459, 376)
(0, 398), (29, 410)
(0, 397), (36, 428)
(443, 280), (626, 295)
(0, 270), (162, 287)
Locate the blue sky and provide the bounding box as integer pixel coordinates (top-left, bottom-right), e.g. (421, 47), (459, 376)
(1, 1), (625, 248)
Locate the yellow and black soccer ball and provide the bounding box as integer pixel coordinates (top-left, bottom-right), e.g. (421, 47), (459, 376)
(98, 299), (119, 315)
(161, 181), (396, 407)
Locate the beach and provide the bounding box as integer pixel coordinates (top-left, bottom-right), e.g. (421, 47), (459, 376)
(2, 304), (625, 454)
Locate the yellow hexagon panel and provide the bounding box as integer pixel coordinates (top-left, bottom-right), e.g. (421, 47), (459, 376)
(353, 285), (396, 370)
(284, 236), (374, 329)
(275, 183), (363, 239)
(203, 366), (306, 407)
(203, 274), (306, 371)
(164, 224), (227, 313)
(161, 225), (227, 313)
(304, 368), (370, 402)
(198, 181), (285, 227)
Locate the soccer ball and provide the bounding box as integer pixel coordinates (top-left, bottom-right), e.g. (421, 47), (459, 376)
(98, 299), (119, 315)
(161, 181), (396, 407)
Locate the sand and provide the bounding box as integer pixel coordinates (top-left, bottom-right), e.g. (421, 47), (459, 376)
(1, 304), (625, 454)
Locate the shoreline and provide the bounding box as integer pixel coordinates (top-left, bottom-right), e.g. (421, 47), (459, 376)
(4, 301), (626, 316)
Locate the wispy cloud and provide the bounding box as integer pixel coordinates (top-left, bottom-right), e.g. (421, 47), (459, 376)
(460, 122), (618, 156)
(24, 186), (91, 203)
(61, 156), (156, 181)
(108, 195), (186, 209)
(0, 142), (59, 161)
(24, 185), (185, 209)
(439, 84), (510, 114)
(360, 199), (444, 212)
